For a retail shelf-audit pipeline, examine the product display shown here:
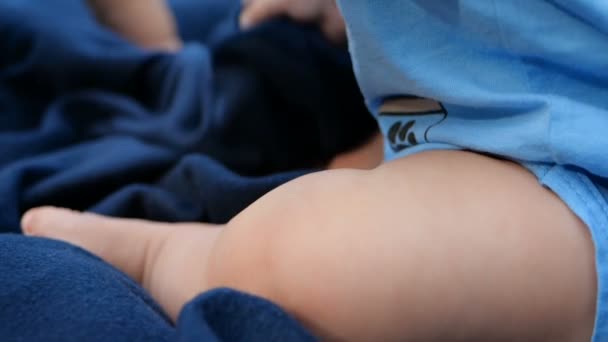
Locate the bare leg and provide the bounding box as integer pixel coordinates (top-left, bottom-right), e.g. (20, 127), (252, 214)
(23, 151), (597, 341)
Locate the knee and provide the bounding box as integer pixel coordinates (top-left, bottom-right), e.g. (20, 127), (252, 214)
(203, 174), (320, 301)
(204, 169), (368, 314)
(204, 207), (344, 340)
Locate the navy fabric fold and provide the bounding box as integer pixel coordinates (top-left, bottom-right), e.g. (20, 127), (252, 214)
(0, 0), (374, 340)
(0, 235), (174, 342)
(0, 235), (317, 341)
(176, 289), (316, 342)
(0, 0), (375, 231)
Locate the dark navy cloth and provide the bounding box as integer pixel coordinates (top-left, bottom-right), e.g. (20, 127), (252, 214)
(0, 0), (375, 340)
(0, 235), (316, 342)
(0, 0), (375, 231)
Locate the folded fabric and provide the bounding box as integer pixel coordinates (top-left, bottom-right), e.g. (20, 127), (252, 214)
(0, 234), (316, 342)
(0, 0), (375, 340)
(0, 0), (375, 231)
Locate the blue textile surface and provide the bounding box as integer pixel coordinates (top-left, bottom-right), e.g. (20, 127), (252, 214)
(0, 0), (374, 230)
(0, 0), (375, 340)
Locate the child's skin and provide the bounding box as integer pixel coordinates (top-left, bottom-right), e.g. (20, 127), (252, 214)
(87, 0), (344, 50)
(23, 151), (596, 341)
(240, 0), (345, 43)
(24, 1), (597, 340)
(87, 0), (181, 51)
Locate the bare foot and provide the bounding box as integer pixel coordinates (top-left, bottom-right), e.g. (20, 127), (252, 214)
(22, 207), (220, 321)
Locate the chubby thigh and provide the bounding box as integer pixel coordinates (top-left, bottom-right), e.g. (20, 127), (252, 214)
(209, 150), (597, 341)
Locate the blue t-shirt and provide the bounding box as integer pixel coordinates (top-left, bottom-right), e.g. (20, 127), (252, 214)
(338, 0), (608, 175)
(337, 2), (608, 340)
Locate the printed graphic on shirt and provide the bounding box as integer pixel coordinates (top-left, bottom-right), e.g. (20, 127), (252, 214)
(378, 96), (447, 153)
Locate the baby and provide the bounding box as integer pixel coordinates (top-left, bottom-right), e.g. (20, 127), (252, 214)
(24, 0), (608, 340)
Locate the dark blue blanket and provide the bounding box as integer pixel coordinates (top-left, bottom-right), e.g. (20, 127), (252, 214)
(0, 0), (374, 340)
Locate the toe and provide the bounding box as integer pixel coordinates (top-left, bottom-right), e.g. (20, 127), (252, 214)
(22, 206), (80, 237)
